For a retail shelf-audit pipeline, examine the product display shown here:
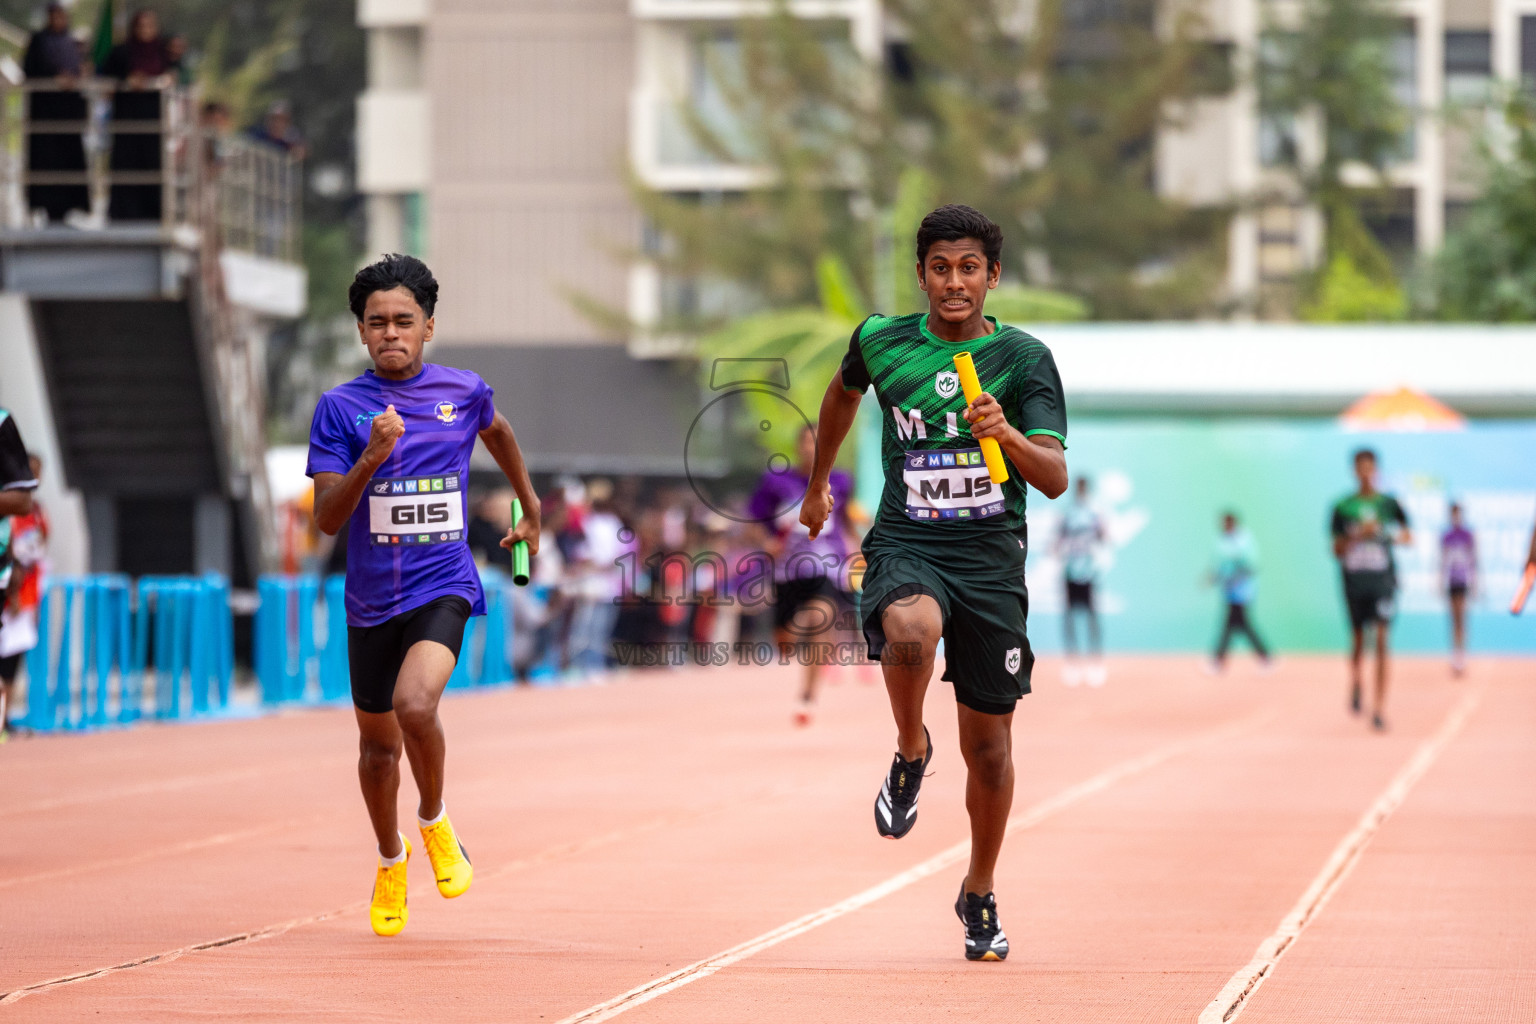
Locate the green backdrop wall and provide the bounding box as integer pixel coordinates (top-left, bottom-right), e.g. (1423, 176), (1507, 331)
(856, 417), (1531, 656)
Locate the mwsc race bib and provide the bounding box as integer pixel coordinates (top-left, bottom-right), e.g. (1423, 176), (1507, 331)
(367, 474), (466, 545)
(902, 447), (1005, 522)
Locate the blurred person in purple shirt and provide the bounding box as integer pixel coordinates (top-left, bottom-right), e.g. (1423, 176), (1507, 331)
(1439, 502), (1476, 676)
(747, 426), (853, 726)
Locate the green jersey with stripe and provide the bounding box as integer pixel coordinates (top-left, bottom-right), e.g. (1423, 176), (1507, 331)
(840, 313), (1068, 579)
(1330, 491), (1409, 596)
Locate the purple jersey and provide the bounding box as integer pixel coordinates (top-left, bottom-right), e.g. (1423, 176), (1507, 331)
(1441, 526), (1475, 588)
(747, 467), (853, 582)
(306, 364), (496, 627)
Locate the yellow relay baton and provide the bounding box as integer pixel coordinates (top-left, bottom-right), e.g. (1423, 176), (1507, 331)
(953, 351), (1009, 485)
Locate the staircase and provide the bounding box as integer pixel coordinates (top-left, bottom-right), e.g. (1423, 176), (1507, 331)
(0, 82), (297, 581)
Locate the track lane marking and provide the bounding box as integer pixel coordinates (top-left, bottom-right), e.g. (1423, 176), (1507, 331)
(555, 708), (1275, 1024)
(0, 817), (325, 892)
(0, 777), (823, 1006)
(1198, 684), (1484, 1024)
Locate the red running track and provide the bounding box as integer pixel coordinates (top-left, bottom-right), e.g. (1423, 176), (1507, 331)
(1, 655), (1531, 1022)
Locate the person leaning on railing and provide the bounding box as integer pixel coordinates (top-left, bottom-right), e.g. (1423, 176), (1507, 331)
(21, 2), (89, 224)
(98, 8), (182, 222)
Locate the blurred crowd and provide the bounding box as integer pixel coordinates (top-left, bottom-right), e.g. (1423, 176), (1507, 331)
(460, 476), (869, 683)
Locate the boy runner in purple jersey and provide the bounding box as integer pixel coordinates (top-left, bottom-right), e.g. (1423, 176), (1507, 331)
(307, 255), (540, 937)
(747, 425), (853, 726)
(1440, 502), (1476, 676)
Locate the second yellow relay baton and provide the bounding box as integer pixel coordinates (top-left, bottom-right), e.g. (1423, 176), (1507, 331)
(953, 351), (1009, 485)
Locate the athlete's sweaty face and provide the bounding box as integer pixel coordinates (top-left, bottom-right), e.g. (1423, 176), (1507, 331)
(358, 286), (434, 379)
(918, 238), (1000, 327)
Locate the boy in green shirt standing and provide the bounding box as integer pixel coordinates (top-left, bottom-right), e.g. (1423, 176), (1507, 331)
(1330, 448), (1411, 730)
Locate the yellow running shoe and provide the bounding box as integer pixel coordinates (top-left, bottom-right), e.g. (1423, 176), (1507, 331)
(420, 813), (473, 898)
(369, 836), (410, 937)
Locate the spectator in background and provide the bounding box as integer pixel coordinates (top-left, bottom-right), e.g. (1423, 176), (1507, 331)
(199, 100), (233, 170)
(1440, 502), (1476, 676)
(1207, 510), (1271, 673)
(1, 454), (48, 739)
(101, 8), (181, 221)
(566, 480), (629, 675)
(467, 491), (513, 571)
(22, 3), (89, 224)
(247, 101), (307, 159)
(1057, 476), (1105, 687)
(165, 34), (191, 85)
(0, 413), (38, 740)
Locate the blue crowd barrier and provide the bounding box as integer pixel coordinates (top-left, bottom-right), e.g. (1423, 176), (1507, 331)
(319, 574), (349, 701)
(448, 572), (515, 690)
(21, 574), (233, 731)
(254, 575), (320, 704)
(255, 571), (516, 707)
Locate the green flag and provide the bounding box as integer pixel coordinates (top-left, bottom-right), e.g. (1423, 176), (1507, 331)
(90, 0), (115, 70)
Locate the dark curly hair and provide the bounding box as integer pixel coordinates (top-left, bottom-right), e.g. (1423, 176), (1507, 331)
(915, 204), (1004, 269)
(348, 253), (439, 321)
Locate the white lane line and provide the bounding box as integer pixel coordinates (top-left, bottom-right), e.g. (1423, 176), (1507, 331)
(556, 709), (1275, 1024)
(0, 904), (364, 1006)
(1198, 685), (1485, 1024)
(0, 778), (821, 1006)
(0, 818), (321, 892)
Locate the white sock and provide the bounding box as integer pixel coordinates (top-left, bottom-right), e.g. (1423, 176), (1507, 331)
(379, 834), (407, 867)
(418, 804), (447, 829)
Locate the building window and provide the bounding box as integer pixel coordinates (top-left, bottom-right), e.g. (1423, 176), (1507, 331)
(1523, 16), (1536, 93)
(1444, 31), (1491, 104)
(1388, 19), (1417, 161)
(1257, 32), (1298, 168)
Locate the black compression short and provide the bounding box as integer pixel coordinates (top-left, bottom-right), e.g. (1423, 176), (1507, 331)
(347, 595), (472, 714)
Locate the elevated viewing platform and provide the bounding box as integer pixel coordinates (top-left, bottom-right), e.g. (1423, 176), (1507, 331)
(0, 80), (305, 581)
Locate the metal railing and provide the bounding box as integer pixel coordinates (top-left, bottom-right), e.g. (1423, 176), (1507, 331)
(0, 79), (300, 260)
(0, 78), (295, 575)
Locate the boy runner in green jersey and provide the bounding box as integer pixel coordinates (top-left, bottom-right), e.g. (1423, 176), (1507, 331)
(1330, 448), (1411, 730)
(800, 205), (1068, 961)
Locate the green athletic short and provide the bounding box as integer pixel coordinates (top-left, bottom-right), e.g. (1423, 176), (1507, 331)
(858, 551), (1034, 716)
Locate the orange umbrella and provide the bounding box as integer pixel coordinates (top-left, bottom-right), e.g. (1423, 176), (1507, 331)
(1339, 387), (1466, 432)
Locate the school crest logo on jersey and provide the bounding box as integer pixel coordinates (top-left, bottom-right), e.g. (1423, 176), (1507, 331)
(435, 402), (457, 424)
(935, 371), (960, 400)
(1005, 647), (1021, 673)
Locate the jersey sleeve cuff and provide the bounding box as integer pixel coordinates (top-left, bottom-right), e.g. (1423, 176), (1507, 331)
(1023, 428), (1067, 449)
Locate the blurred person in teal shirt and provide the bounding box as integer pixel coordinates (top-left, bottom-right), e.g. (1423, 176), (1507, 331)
(1208, 511), (1271, 673)
(1057, 476), (1104, 686)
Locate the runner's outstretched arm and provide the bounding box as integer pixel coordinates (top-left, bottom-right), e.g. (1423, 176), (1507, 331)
(801, 369), (863, 540)
(313, 404), (405, 535)
(478, 412), (541, 554)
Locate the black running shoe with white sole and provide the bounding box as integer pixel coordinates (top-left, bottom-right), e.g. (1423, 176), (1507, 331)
(956, 885), (1009, 961)
(874, 726), (932, 839)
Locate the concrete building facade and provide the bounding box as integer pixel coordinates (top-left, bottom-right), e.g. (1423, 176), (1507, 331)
(356, 0), (1536, 342)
